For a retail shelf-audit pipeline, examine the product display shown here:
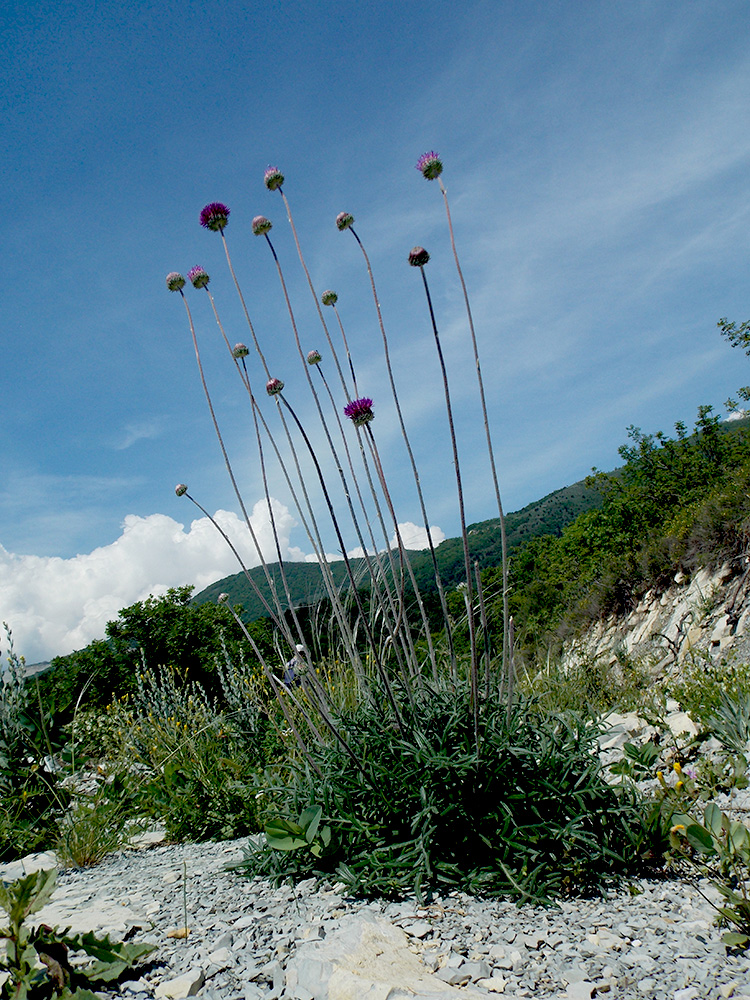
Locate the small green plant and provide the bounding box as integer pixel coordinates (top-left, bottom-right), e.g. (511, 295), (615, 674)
(694, 752), (749, 797)
(0, 627), (69, 861)
(706, 689), (750, 755)
(669, 803), (750, 950)
(55, 769), (143, 869)
(0, 868), (154, 999)
(111, 665), (267, 842)
(264, 804), (332, 858)
(609, 740), (660, 780)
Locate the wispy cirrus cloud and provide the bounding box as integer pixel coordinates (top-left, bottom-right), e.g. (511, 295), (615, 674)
(114, 419), (164, 450)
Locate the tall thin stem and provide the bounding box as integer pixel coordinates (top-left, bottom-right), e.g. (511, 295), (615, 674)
(437, 174), (510, 681)
(416, 261), (479, 747)
(347, 225), (457, 678)
(279, 392), (407, 736)
(214, 235), (363, 672)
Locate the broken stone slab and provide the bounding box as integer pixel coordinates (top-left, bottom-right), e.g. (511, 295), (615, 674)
(0, 851), (58, 882)
(153, 968), (205, 998)
(665, 711), (699, 740)
(285, 911), (488, 1000)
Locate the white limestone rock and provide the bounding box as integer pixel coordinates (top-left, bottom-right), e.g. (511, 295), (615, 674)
(154, 968), (205, 998)
(285, 912), (488, 1000)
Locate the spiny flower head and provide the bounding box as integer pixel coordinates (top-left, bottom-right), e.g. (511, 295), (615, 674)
(264, 166), (284, 191)
(321, 290), (338, 306)
(266, 377), (285, 395)
(408, 246), (430, 267)
(344, 397), (374, 426)
(200, 202), (230, 231)
(416, 150), (443, 180)
(175, 483), (188, 496)
(252, 215), (272, 236)
(307, 349), (322, 365)
(166, 272), (185, 292)
(187, 265), (210, 289)
(232, 343), (249, 359)
(336, 212), (354, 231)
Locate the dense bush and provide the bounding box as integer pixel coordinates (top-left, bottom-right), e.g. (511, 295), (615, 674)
(244, 686), (642, 902)
(36, 586), (277, 721)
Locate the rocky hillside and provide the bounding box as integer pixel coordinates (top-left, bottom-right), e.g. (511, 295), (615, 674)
(563, 557), (750, 672)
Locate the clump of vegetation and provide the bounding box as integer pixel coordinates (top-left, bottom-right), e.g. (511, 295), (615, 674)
(0, 626), (69, 862)
(244, 686), (643, 902)
(669, 803), (750, 950)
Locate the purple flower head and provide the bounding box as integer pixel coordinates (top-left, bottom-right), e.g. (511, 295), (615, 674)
(264, 166), (284, 191)
(408, 246), (430, 267)
(336, 212), (354, 231)
(166, 272), (185, 292)
(200, 202), (230, 231)
(232, 343), (249, 359)
(252, 215), (272, 236)
(175, 483), (188, 496)
(416, 151), (443, 181)
(187, 265), (210, 289)
(321, 290), (338, 306)
(266, 377), (285, 395)
(344, 397), (374, 426)
(307, 349), (322, 365)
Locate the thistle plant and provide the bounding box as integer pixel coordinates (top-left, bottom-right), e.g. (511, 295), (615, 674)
(161, 155), (576, 899)
(407, 244), (480, 741)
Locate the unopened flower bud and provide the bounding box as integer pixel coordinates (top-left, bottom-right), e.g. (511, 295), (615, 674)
(252, 215), (272, 235)
(175, 483), (188, 496)
(187, 265), (210, 289)
(232, 343), (249, 359)
(166, 272), (185, 292)
(307, 349), (322, 365)
(264, 166), (284, 191)
(408, 246), (430, 267)
(266, 377), (284, 395)
(321, 290), (338, 306)
(336, 212), (354, 231)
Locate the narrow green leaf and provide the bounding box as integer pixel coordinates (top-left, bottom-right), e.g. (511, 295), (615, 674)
(704, 802), (724, 841)
(300, 805), (322, 844)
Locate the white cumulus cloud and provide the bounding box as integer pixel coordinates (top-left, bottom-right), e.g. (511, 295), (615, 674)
(1, 505), (447, 666)
(0, 499), (303, 665)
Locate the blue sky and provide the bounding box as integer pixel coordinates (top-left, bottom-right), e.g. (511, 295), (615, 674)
(2, 0), (749, 662)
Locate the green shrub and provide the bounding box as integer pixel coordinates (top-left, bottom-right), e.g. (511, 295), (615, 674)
(109, 664), (275, 842)
(242, 686), (642, 903)
(0, 626), (69, 861)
